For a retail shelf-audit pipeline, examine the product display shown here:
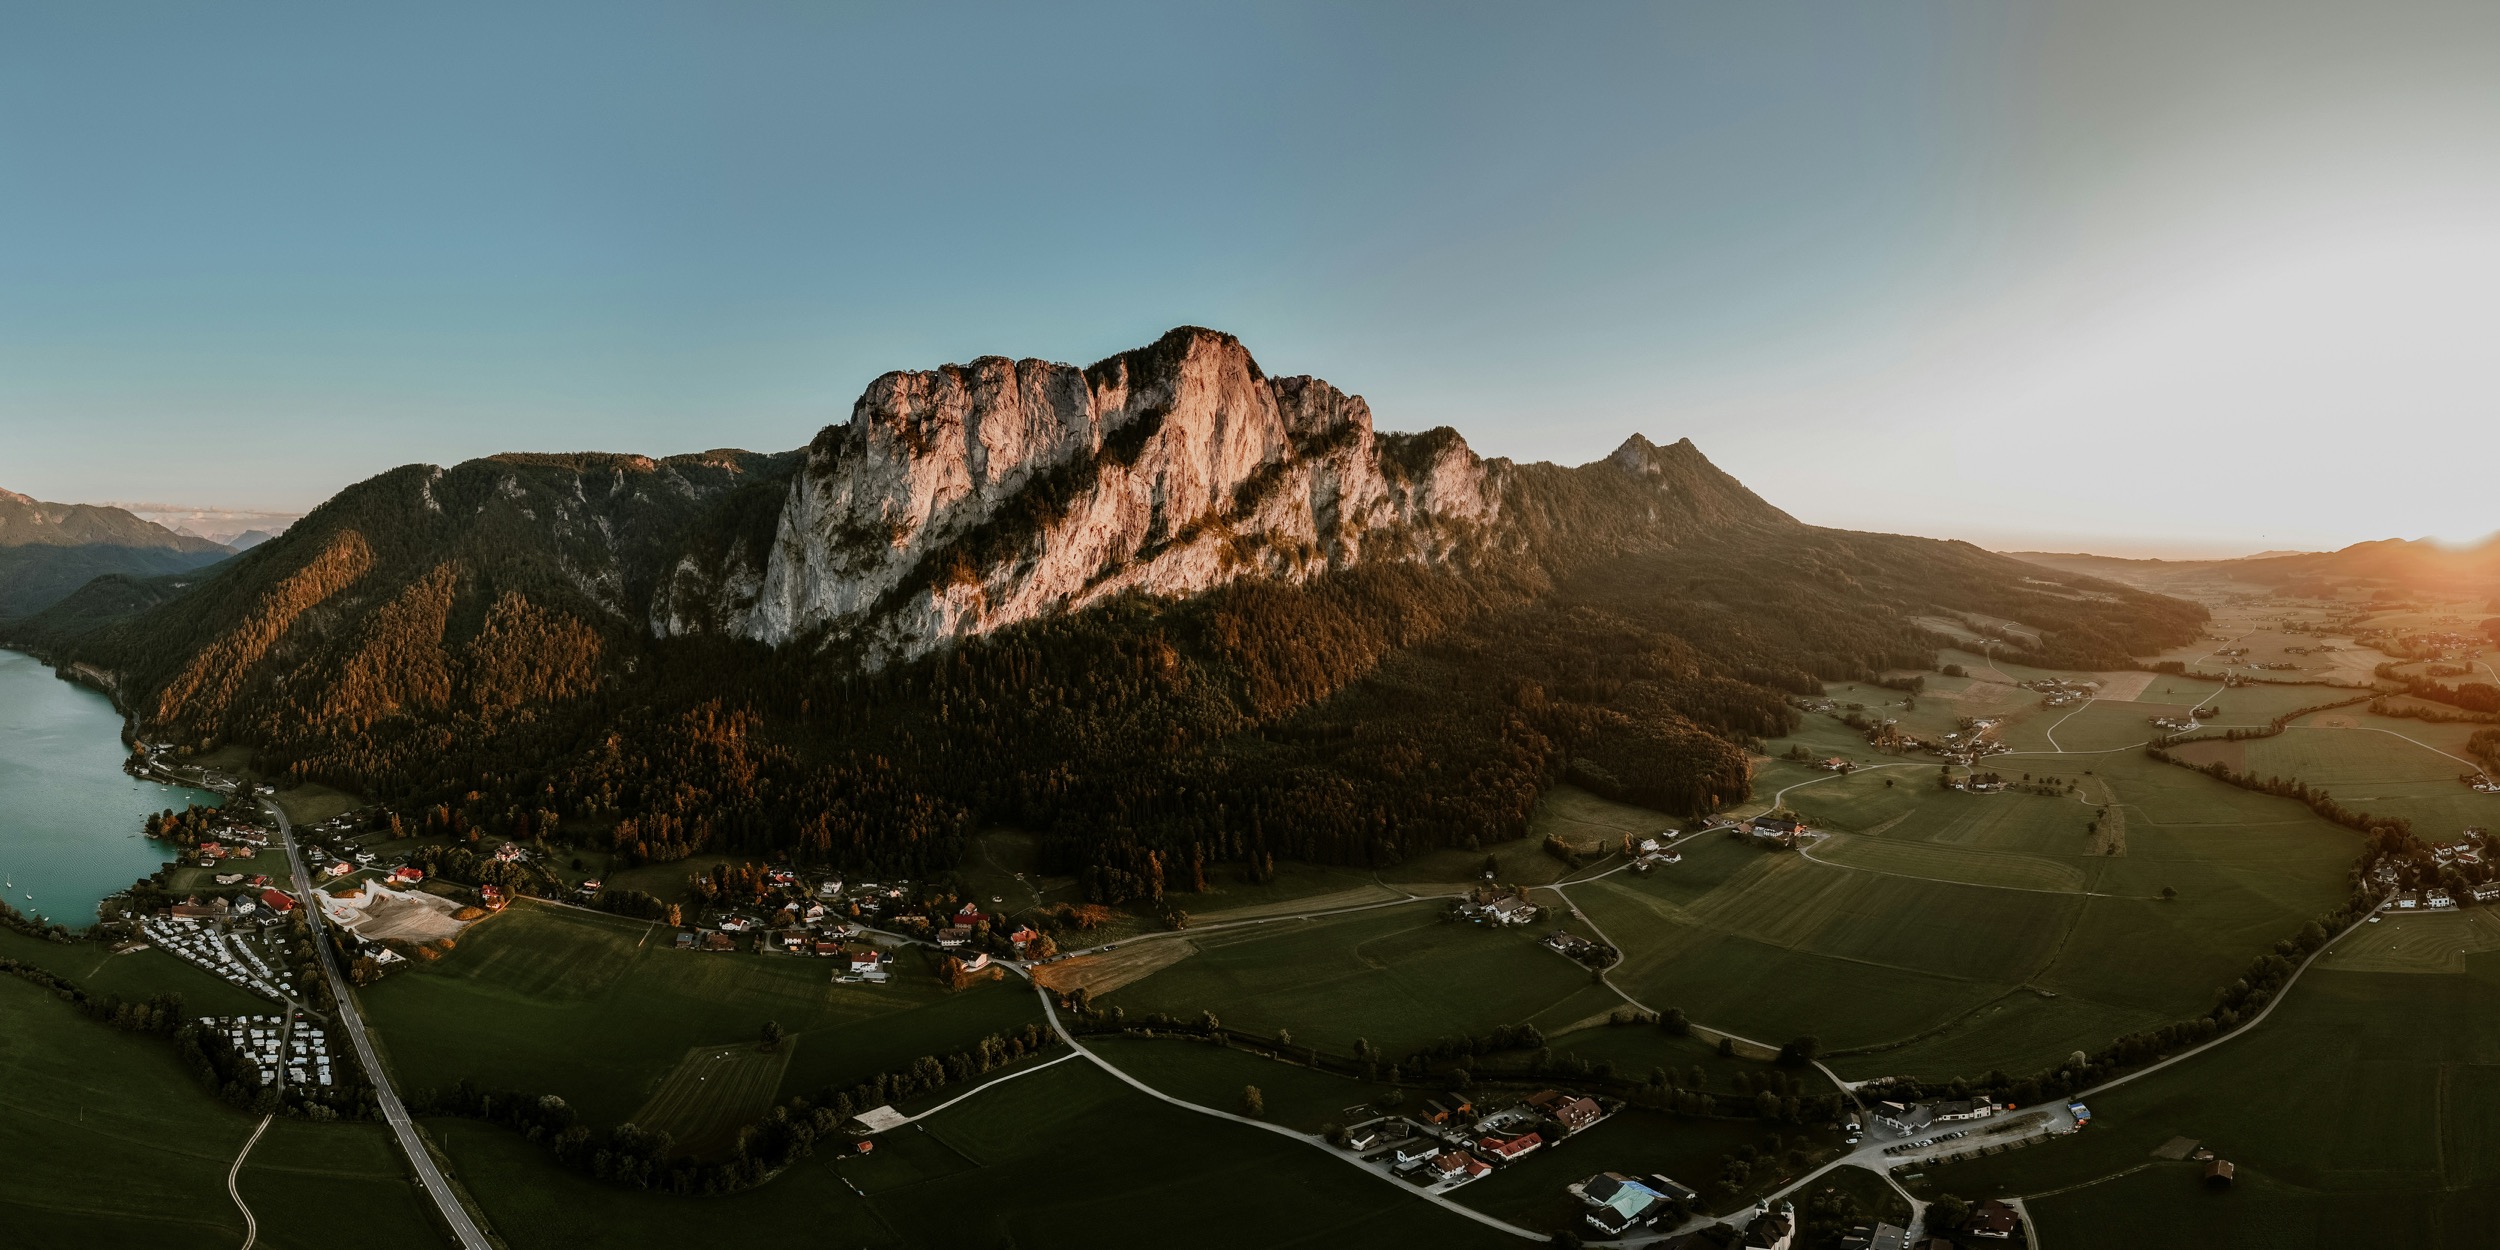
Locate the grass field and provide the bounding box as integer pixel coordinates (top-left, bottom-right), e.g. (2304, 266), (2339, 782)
(430, 1056), (1523, 1249)
(0, 975), (440, 1250)
(2316, 911), (2500, 974)
(0, 927), (273, 1017)
(1098, 900), (1623, 1057)
(1912, 958), (2500, 1248)
(2168, 708), (2500, 839)
(1557, 747), (2356, 1080)
(630, 1040), (796, 1156)
(360, 900), (1044, 1126)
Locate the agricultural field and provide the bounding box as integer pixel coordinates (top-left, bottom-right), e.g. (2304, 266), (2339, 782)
(359, 900), (1043, 1126)
(629, 1040), (796, 1156)
(1559, 747), (2357, 1081)
(1082, 1033), (1398, 1132)
(1098, 900), (1625, 1057)
(2167, 706), (2500, 839)
(0, 926), (272, 1018)
(0, 975), (439, 1250)
(1912, 957), (2500, 1248)
(430, 1057), (1521, 1249)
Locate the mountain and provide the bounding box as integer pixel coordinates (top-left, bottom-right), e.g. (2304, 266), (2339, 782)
(25, 328), (2206, 894)
(2016, 536), (2500, 606)
(229, 530), (280, 551)
(0, 489), (233, 621)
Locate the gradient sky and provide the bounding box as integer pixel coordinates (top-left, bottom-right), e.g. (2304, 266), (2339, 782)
(4, 1), (2495, 556)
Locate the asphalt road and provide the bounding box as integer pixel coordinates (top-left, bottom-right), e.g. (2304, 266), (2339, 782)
(264, 799), (492, 1250)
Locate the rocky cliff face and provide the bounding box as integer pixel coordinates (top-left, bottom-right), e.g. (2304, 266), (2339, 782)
(655, 328), (1505, 657)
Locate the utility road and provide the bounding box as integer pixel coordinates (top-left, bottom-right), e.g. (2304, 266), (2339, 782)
(265, 799), (492, 1250)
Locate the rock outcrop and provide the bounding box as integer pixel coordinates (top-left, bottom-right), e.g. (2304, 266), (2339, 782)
(657, 327), (1503, 657)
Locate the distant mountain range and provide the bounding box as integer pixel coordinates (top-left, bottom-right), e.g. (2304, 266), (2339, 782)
(14, 327), (2206, 890)
(0, 489), (233, 622)
(2016, 536), (2500, 607)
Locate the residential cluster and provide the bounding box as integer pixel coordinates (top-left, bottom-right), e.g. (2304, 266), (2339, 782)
(200, 1012), (336, 1088)
(1333, 1088), (1631, 1198)
(672, 870), (1045, 985)
(138, 908), (298, 1001)
(2018, 677), (2097, 708)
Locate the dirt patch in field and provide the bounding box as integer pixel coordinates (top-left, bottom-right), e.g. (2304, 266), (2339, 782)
(1034, 939), (1196, 997)
(2167, 739), (2246, 773)
(343, 887), (472, 943)
(2088, 671), (2157, 703)
(2313, 714), (2359, 729)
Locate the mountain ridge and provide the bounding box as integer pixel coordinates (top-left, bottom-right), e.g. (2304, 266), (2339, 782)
(13, 327), (2208, 894)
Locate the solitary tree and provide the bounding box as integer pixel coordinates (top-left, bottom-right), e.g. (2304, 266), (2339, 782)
(1241, 1085), (1264, 1117)
(759, 1020), (784, 1051)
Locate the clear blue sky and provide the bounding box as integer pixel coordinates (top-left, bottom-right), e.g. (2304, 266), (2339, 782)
(5, 1), (2495, 554)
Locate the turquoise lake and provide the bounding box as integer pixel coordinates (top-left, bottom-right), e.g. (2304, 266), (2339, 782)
(0, 648), (217, 926)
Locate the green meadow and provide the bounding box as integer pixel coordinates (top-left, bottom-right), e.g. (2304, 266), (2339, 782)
(1913, 958), (2500, 1248)
(0, 975), (440, 1250)
(430, 1056), (1522, 1249)
(359, 900), (1043, 1125)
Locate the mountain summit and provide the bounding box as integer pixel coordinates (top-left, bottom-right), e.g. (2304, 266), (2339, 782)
(654, 327), (1789, 658)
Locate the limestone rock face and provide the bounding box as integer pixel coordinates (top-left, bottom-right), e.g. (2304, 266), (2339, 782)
(658, 327), (1502, 658)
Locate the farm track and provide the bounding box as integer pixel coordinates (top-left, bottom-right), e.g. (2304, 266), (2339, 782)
(225, 1112), (271, 1250)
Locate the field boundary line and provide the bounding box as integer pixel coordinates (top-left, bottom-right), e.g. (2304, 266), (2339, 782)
(1032, 986), (1548, 1243)
(227, 1111), (272, 1250)
(893, 1051), (1079, 1127)
(1796, 839), (2133, 900)
(2019, 1159), (2157, 1201)
(2278, 724), (2485, 770)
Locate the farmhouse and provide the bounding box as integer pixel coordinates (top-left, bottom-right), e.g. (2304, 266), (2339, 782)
(1871, 1101), (1931, 1135)
(1968, 1199), (2020, 1238)
(1006, 924), (1038, 949)
(259, 888), (297, 915)
(1481, 897), (1538, 926)
(1428, 1151), (1491, 1182)
(1525, 1089), (1605, 1134)
(2429, 889), (2458, 910)
(2395, 893), (2423, 910)
(2473, 883), (2500, 905)
(1478, 1132), (1542, 1162)
(1932, 1098), (1997, 1122)
(700, 932), (735, 952)
(1839, 1225), (1907, 1250)
(848, 949), (886, 974)
(1750, 815), (1803, 838)
(171, 900), (224, 921)
(1575, 1172), (1675, 1235)
(389, 866), (424, 886)
(2205, 1159), (2235, 1188)
(1743, 1201), (1796, 1250)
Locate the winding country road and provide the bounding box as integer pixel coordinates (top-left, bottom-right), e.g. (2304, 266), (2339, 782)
(265, 799), (492, 1250)
(1030, 984), (1552, 1243)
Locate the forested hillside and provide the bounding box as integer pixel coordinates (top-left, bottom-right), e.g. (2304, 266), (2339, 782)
(13, 333), (2207, 900)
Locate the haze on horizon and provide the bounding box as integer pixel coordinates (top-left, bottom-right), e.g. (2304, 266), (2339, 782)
(4, 0), (2494, 561)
